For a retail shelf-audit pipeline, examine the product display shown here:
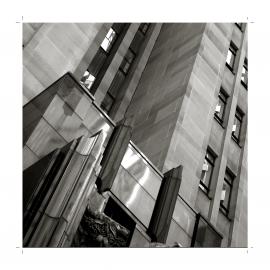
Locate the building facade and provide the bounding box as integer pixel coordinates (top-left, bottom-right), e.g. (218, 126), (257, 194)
(23, 23), (248, 247)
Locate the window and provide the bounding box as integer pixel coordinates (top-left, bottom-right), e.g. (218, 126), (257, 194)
(226, 42), (237, 72)
(220, 168), (234, 216)
(100, 92), (114, 114)
(119, 49), (136, 75)
(214, 88), (228, 124)
(232, 107), (244, 144)
(241, 58), (248, 88)
(80, 71), (96, 89)
(101, 28), (117, 53)
(199, 148), (216, 194)
(139, 23), (150, 35)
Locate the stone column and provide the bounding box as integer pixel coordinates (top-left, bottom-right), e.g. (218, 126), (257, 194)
(25, 132), (104, 247)
(96, 117), (133, 193)
(147, 165), (183, 243)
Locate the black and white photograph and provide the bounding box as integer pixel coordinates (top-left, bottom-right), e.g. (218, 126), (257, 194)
(1, 0), (270, 268)
(22, 22), (247, 248)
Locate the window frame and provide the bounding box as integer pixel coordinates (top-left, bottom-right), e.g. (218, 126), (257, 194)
(199, 148), (217, 195)
(100, 28), (118, 54)
(119, 48), (136, 75)
(138, 23), (150, 35)
(220, 168), (235, 216)
(100, 91), (115, 114)
(235, 23), (243, 31)
(241, 58), (248, 89)
(226, 42), (238, 73)
(80, 70), (96, 90)
(214, 88), (228, 125)
(232, 107), (244, 144)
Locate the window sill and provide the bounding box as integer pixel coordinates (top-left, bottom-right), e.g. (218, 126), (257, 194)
(225, 63), (235, 75)
(199, 185), (212, 200)
(214, 115), (225, 129)
(231, 135), (242, 148)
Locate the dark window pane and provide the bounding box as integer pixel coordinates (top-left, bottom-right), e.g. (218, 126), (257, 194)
(215, 89), (228, 122)
(101, 93), (114, 113)
(130, 31), (144, 53)
(232, 108), (243, 142)
(206, 151), (215, 164)
(226, 43), (237, 70)
(120, 49), (136, 74)
(199, 149), (216, 193)
(88, 48), (107, 77)
(241, 59), (248, 87)
(112, 23), (125, 34)
(139, 23), (150, 34)
(107, 70), (125, 98)
(220, 169), (234, 214)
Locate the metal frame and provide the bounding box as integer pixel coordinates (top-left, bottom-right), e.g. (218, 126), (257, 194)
(241, 57), (248, 89)
(226, 42), (238, 73)
(232, 106), (244, 144)
(214, 87), (229, 125)
(220, 168), (235, 216)
(199, 147), (217, 195)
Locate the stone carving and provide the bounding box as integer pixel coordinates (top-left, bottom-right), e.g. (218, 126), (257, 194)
(72, 207), (130, 247)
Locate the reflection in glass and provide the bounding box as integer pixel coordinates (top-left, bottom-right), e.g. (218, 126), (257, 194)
(122, 147), (140, 169)
(101, 28), (116, 52)
(126, 167), (150, 208)
(80, 71), (96, 89)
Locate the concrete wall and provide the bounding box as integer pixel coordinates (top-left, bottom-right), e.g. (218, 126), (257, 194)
(126, 23), (247, 246)
(23, 23), (110, 104)
(23, 74), (114, 170)
(126, 24), (206, 171)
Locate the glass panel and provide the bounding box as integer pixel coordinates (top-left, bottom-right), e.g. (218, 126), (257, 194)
(121, 145), (161, 199)
(112, 23), (125, 34)
(194, 216), (222, 247)
(107, 28), (116, 42)
(88, 48), (107, 77)
(166, 219), (191, 247)
(201, 162), (213, 188)
(107, 70), (125, 98)
(172, 198), (196, 237)
(130, 31), (144, 53)
(215, 98), (225, 120)
(232, 117), (241, 139)
(101, 38), (110, 52)
(111, 166), (155, 227)
(241, 63), (248, 86)
(227, 49), (236, 67)
(139, 23), (150, 34)
(226, 50), (233, 66)
(125, 49), (135, 63)
(121, 61), (131, 74)
(80, 71), (96, 89)
(120, 49), (135, 74)
(100, 28), (116, 52)
(206, 151), (215, 164)
(220, 182), (231, 209)
(111, 143), (162, 227)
